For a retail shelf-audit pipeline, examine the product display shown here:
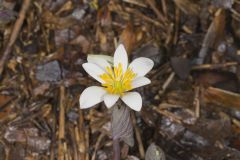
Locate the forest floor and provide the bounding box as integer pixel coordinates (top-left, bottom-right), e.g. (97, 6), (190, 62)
(1, 0), (240, 160)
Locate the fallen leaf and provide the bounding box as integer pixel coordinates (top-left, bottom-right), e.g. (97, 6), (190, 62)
(42, 10), (76, 29)
(119, 23), (136, 54)
(170, 57), (192, 80)
(69, 35), (90, 53)
(204, 87), (240, 110)
(145, 143), (166, 160)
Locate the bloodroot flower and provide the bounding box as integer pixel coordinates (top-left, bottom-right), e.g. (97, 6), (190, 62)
(80, 44), (154, 111)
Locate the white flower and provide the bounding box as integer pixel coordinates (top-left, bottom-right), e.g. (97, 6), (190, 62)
(79, 44), (154, 111)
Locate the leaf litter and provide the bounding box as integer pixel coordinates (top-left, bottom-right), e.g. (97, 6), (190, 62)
(0, 0), (240, 159)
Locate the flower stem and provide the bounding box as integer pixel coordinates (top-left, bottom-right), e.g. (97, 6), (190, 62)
(113, 138), (120, 160)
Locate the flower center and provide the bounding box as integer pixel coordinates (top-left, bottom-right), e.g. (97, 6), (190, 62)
(99, 63), (136, 95)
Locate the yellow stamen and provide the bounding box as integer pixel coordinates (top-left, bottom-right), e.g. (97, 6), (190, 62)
(100, 63), (136, 95)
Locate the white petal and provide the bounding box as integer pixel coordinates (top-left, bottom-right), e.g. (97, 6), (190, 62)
(104, 94), (120, 108)
(121, 92), (142, 111)
(131, 77), (151, 89)
(87, 57), (111, 71)
(128, 57), (154, 77)
(82, 63), (106, 83)
(80, 86), (106, 109)
(114, 44), (128, 73)
(87, 54), (113, 66)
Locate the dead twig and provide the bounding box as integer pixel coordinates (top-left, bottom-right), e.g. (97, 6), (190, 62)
(91, 133), (106, 160)
(0, 0), (31, 76)
(69, 126), (79, 160)
(58, 85), (65, 160)
(159, 72), (175, 95)
(85, 128), (90, 160)
(125, 7), (165, 30)
(192, 62), (238, 70)
(78, 109), (87, 159)
(161, 0), (168, 17)
(154, 107), (183, 124)
(131, 112), (145, 159)
(174, 7), (180, 44)
(0, 138), (9, 160)
(145, 0), (166, 23)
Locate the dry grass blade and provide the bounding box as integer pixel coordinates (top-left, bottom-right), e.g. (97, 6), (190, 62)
(123, 0), (147, 8)
(173, 0), (200, 16)
(145, 0), (166, 23)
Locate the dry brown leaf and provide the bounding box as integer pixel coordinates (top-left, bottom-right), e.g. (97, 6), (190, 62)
(97, 7), (112, 27)
(207, 10), (226, 47)
(0, 94), (14, 109)
(42, 11), (76, 29)
(33, 83), (50, 96)
(54, 28), (76, 48)
(197, 9), (226, 64)
(69, 35), (90, 53)
(119, 23), (137, 54)
(0, 107), (11, 119)
(4, 127), (50, 152)
(204, 87), (240, 110)
(96, 26), (108, 51)
(7, 58), (18, 72)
